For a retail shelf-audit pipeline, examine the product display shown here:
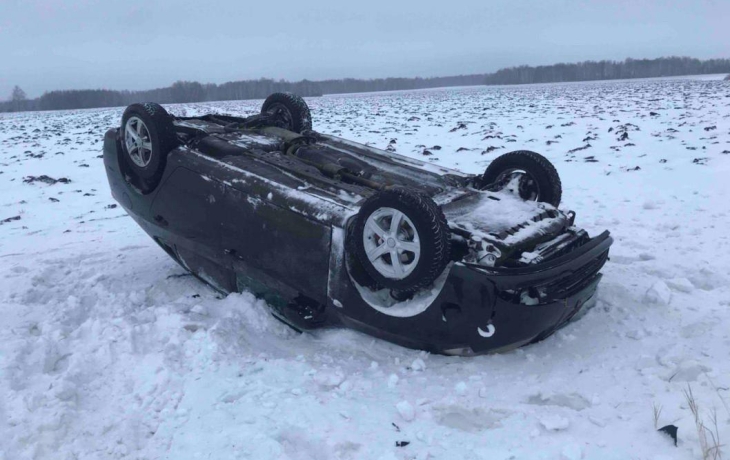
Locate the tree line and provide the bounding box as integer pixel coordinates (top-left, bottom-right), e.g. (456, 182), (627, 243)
(0, 79), (327, 113)
(0, 75), (487, 113)
(2, 56), (729, 113)
(483, 56), (730, 85)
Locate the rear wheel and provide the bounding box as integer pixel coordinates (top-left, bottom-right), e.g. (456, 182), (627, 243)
(261, 92), (312, 133)
(348, 188), (451, 293)
(481, 150), (562, 207)
(120, 103), (177, 193)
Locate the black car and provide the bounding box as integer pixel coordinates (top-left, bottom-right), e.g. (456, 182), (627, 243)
(103, 92), (612, 355)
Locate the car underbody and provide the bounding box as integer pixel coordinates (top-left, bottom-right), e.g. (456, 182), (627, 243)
(103, 93), (612, 355)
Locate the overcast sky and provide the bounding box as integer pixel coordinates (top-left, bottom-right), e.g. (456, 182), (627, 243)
(1, 0), (728, 98)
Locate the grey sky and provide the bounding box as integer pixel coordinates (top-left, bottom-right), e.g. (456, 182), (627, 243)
(1, 0), (729, 98)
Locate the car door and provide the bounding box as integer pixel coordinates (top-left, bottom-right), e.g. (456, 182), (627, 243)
(220, 184), (332, 305)
(150, 167), (223, 248)
(150, 166), (235, 291)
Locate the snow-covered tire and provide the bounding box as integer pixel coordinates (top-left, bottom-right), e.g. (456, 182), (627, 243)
(481, 150), (562, 207)
(261, 92), (312, 133)
(120, 103), (177, 193)
(348, 188), (451, 292)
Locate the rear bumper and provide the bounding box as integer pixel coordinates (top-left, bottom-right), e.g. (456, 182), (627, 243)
(336, 232), (612, 355)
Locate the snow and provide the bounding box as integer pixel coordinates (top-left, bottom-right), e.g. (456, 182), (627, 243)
(444, 189), (558, 235)
(540, 414), (571, 431)
(351, 264), (451, 317)
(644, 280), (673, 306)
(395, 401), (416, 422)
(2, 77), (730, 459)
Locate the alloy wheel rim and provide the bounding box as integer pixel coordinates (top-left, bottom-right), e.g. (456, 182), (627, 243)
(124, 117), (153, 168)
(363, 207), (421, 279)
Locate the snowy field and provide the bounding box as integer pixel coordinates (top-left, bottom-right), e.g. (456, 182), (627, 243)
(1, 77), (730, 459)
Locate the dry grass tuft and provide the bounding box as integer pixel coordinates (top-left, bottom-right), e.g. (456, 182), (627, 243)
(654, 402), (663, 429)
(684, 384), (724, 460)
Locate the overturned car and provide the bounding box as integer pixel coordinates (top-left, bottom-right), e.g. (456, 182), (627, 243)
(103, 92), (612, 355)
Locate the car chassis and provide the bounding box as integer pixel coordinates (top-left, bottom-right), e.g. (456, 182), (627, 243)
(103, 94), (612, 356)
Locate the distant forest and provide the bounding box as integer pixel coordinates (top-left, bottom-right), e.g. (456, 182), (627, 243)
(0, 74), (487, 113)
(483, 56), (730, 85)
(2, 56), (729, 113)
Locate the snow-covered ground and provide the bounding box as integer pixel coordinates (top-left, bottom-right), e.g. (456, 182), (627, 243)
(1, 77), (729, 459)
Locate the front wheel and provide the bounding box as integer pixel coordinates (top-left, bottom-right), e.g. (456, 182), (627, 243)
(348, 188), (451, 293)
(120, 103), (177, 193)
(480, 150), (562, 207)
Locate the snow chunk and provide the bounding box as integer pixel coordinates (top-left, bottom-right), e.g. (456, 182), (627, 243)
(561, 443), (583, 460)
(666, 277), (694, 293)
(540, 415), (570, 431)
(663, 360), (712, 382)
(387, 373), (399, 388)
(527, 392), (591, 411)
(190, 304), (207, 315)
(396, 400), (415, 422)
(314, 370), (345, 389)
(644, 281), (672, 306)
(410, 358), (426, 372)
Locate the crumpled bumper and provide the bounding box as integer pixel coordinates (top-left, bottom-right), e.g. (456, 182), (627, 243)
(335, 231), (613, 355)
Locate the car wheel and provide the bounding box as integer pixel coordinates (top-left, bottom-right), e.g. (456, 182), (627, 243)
(349, 188), (451, 293)
(481, 150), (562, 207)
(345, 220), (381, 290)
(120, 103), (177, 193)
(261, 92), (312, 133)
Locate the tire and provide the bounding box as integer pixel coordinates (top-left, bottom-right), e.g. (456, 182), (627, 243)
(261, 92), (312, 133)
(348, 188), (451, 292)
(120, 103), (177, 193)
(345, 220), (380, 290)
(481, 150), (562, 207)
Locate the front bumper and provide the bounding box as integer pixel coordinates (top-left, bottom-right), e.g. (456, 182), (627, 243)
(335, 231), (612, 355)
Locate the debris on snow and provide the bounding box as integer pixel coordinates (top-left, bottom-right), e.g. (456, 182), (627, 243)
(658, 424), (679, 446)
(1, 215), (21, 225)
(22, 174), (71, 185)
